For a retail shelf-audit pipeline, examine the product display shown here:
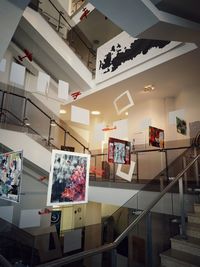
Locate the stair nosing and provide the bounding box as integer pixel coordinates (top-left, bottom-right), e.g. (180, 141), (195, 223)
(160, 248), (200, 267)
(171, 235), (200, 249)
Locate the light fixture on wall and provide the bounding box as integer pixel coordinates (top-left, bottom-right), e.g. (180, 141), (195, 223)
(91, 110), (101, 115)
(60, 109), (66, 114)
(125, 112), (129, 116)
(143, 84), (155, 92)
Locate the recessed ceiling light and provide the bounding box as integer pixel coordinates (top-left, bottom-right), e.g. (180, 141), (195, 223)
(143, 84), (155, 92)
(91, 110), (101, 115)
(60, 109), (66, 114)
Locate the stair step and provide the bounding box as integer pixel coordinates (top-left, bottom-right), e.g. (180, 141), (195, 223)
(188, 213), (200, 224)
(160, 249), (200, 267)
(186, 223), (200, 238)
(194, 203), (200, 213)
(171, 235), (200, 256)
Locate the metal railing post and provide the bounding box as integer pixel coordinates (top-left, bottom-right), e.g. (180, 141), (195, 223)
(64, 130), (67, 147)
(182, 156), (188, 191)
(0, 91), (5, 123)
(179, 177), (186, 238)
(146, 212), (153, 267)
(111, 248), (117, 267)
(136, 152), (139, 181)
(164, 150), (169, 181)
(23, 98), (28, 123)
(193, 147), (199, 186)
(48, 120), (52, 146)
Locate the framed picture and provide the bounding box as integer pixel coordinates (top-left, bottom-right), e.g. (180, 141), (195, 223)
(108, 137), (131, 165)
(0, 150), (23, 203)
(149, 126), (164, 148)
(176, 117), (187, 135)
(47, 150), (90, 206)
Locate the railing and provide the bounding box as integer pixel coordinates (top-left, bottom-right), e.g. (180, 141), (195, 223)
(90, 145), (192, 185)
(35, 150), (200, 267)
(0, 88), (91, 154)
(29, 0), (96, 74)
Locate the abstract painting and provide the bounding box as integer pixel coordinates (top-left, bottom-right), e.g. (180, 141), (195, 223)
(0, 151), (23, 203)
(149, 126), (164, 148)
(47, 150), (90, 206)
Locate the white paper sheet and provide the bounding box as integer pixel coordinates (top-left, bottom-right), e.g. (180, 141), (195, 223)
(71, 105), (90, 125)
(58, 80), (69, 100)
(36, 71), (50, 94)
(169, 109), (185, 124)
(10, 62), (26, 86)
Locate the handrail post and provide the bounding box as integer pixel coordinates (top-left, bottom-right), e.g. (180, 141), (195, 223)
(136, 152), (139, 182)
(164, 150), (169, 181)
(23, 98), (28, 123)
(64, 130), (67, 147)
(113, 163), (116, 182)
(48, 119), (52, 146)
(179, 177), (186, 238)
(146, 212), (153, 267)
(111, 248), (117, 267)
(182, 156), (188, 191)
(0, 91), (5, 123)
(193, 147), (199, 186)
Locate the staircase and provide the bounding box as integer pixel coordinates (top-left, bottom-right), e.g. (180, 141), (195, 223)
(160, 203), (200, 267)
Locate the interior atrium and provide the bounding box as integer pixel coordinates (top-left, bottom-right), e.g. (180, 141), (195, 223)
(0, 0), (200, 266)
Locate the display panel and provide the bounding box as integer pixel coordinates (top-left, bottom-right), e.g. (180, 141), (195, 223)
(47, 150), (90, 206)
(108, 137), (131, 164)
(149, 126), (164, 148)
(0, 151), (23, 203)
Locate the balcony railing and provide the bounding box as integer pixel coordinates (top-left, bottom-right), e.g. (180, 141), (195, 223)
(29, 0), (96, 75)
(0, 87), (90, 154)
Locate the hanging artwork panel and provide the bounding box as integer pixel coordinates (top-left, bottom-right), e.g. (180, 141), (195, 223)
(0, 150), (23, 203)
(108, 137), (131, 165)
(149, 126), (164, 148)
(47, 150), (90, 206)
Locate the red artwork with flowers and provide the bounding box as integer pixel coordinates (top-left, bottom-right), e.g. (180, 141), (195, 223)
(47, 150), (90, 206)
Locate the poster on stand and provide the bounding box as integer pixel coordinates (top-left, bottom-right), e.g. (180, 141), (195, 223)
(0, 151), (23, 203)
(108, 137), (131, 164)
(47, 150), (90, 206)
(149, 126), (164, 148)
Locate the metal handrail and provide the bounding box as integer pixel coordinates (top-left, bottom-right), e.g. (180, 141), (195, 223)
(36, 152), (200, 266)
(0, 88), (91, 153)
(48, 0), (96, 56)
(90, 146), (191, 157)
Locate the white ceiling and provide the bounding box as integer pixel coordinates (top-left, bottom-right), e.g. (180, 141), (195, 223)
(62, 43), (200, 123)
(12, 0), (200, 125)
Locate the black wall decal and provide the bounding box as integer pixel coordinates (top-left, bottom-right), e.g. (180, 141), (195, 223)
(99, 39), (171, 73)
